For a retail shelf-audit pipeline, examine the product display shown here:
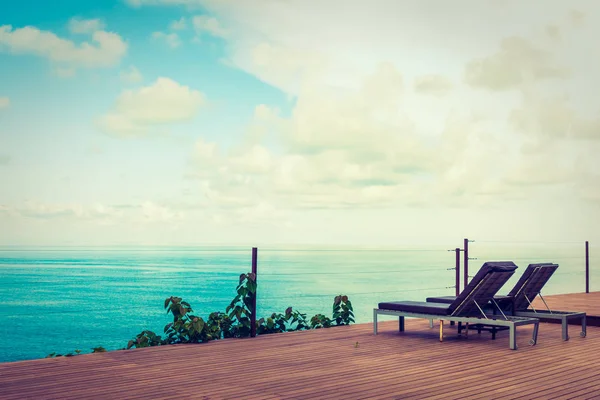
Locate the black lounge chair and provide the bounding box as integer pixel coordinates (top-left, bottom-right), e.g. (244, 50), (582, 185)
(426, 263), (586, 341)
(373, 261), (540, 350)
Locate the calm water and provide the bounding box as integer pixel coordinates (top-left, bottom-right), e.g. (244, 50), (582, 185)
(0, 243), (591, 362)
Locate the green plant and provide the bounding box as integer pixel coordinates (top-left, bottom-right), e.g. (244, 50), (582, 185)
(285, 307), (309, 331)
(45, 348), (101, 358)
(127, 330), (164, 349)
(333, 295), (354, 326)
(310, 313), (333, 329)
(163, 296), (213, 344)
(48, 272), (357, 357)
(207, 311), (234, 339)
(257, 312), (287, 334)
(225, 273), (256, 338)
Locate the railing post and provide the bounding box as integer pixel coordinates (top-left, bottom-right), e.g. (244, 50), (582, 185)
(251, 247), (258, 338)
(455, 248), (461, 296)
(463, 238), (469, 290)
(585, 241), (589, 294)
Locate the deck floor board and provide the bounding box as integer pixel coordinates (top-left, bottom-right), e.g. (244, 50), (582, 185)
(1, 292), (599, 399)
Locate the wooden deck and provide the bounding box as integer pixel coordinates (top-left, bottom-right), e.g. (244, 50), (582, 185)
(531, 291), (600, 326)
(1, 292), (600, 400)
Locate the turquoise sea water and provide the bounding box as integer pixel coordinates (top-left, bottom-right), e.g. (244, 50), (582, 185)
(0, 243), (591, 362)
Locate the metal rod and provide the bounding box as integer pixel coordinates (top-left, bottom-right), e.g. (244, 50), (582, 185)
(464, 238), (469, 289)
(538, 292), (553, 314)
(250, 247), (258, 338)
(455, 248), (460, 296)
(473, 300), (489, 319)
(585, 241), (590, 294)
(491, 298), (509, 320)
(524, 293), (537, 313)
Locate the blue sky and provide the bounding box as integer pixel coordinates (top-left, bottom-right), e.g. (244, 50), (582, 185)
(1, 0), (599, 246)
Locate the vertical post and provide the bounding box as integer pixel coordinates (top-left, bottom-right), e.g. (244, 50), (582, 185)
(251, 247), (258, 338)
(585, 241), (589, 294)
(455, 248), (461, 296)
(463, 238), (469, 290)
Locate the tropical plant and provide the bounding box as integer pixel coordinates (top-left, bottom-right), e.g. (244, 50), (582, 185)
(225, 273), (256, 338)
(309, 313), (333, 329)
(332, 295), (355, 325)
(47, 271), (356, 357)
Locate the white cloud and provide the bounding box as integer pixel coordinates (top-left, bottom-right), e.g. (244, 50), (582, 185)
(53, 66), (76, 78)
(175, 1), (600, 215)
(98, 77), (206, 137)
(151, 31), (181, 48)
(510, 92), (600, 141)
(170, 17), (187, 30)
(68, 17), (106, 34)
(0, 97), (9, 108)
(414, 75), (453, 95)
(120, 65), (143, 83)
(125, 0), (205, 8)
(10, 0), (598, 245)
(1, 201), (182, 224)
(0, 23), (127, 69)
(192, 15), (227, 38)
(464, 36), (569, 90)
(141, 201), (183, 222)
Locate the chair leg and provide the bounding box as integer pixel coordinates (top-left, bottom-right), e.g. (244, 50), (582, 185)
(373, 309), (378, 335)
(399, 316), (405, 332)
(530, 322), (539, 345)
(439, 320), (444, 342)
(581, 315), (587, 338)
(509, 324), (517, 350)
(429, 319), (433, 329)
(562, 317), (569, 341)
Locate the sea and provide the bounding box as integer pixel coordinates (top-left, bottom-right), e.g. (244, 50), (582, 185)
(0, 242), (592, 362)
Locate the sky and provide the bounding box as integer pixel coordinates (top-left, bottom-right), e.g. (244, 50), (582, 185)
(0, 0), (599, 247)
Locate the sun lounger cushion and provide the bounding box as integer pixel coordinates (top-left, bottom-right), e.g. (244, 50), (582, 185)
(377, 301), (452, 315)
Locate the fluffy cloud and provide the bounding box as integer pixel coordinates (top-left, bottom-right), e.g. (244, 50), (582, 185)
(0, 23), (126, 69)
(413, 75), (453, 95)
(68, 17), (106, 34)
(120, 65), (143, 83)
(192, 15), (227, 38)
(170, 17), (187, 30)
(1, 201), (182, 224)
(125, 0), (204, 7)
(167, 2), (600, 213)
(98, 77), (206, 137)
(151, 31), (181, 48)
(510, 94), (600, 140)
(188, 67), (514, 211)
(464, 36), (569, 90)
(0, 97), (9, 108)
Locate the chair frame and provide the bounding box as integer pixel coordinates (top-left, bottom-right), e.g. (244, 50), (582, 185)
(426, 263), (586, 341)
(373, 262), (540, 350)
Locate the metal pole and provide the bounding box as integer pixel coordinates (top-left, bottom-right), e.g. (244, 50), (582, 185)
(251, 247), (258, 338)
(464, 238), (469, 289)
(455, 248), (460, 296)
(585, 241), (589, 294)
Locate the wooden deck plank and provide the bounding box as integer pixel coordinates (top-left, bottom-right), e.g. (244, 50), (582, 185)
(1, 292), (599, 399)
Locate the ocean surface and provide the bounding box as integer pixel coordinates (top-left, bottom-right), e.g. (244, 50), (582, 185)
(0, 242), (592, 362)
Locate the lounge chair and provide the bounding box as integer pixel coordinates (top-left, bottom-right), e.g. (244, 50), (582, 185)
(426, 263), (587, 341)
(373, 261), (540, 350)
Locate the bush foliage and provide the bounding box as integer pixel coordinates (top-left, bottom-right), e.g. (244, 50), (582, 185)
(48, 272), (354, 356)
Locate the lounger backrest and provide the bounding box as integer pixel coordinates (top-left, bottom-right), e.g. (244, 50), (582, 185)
(507, 263), (558, 311)
(448, 261), (518, 317)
